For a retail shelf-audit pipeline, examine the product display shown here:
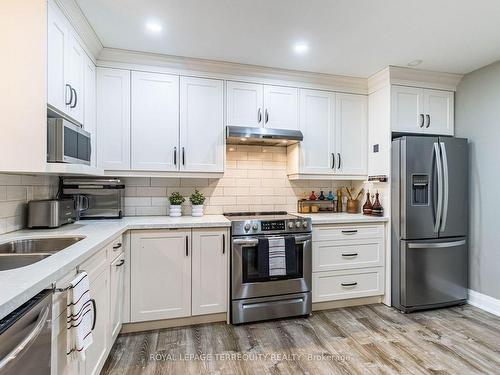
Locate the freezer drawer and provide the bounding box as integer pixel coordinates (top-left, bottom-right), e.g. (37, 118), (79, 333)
(400, 238), (467, 308)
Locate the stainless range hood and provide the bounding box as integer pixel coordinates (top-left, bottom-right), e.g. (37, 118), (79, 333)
(226, 126), (303, 146)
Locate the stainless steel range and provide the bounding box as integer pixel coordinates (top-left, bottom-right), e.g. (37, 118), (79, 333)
(225, 211), (312, 324)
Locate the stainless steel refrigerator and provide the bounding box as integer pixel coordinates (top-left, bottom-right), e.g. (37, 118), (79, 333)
(391, 136), (468, 312)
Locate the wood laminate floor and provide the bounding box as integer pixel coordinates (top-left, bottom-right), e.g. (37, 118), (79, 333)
(101, 304), (500, 375)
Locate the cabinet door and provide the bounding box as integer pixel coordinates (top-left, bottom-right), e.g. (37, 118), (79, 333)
(47, 1), (69, 113)
(180, 77), (224, 173)
(226, 81), (263, 127)
(110, 252), (125, 342)
(391, 85), (424, 133)
(85, 269), (110, 375)
(335, 93), (368, 176)
(67, 33), (85, 123)
(192, 229), (228, 315)
(83, 56), (96, 166)
(263, 85), (298, 130)
(131, 71), (179, 171)
(131, 230), (191, 322)
(423, 89), (454, 135)
(298, 89), (335, 174)
(97, 68), (131, 170)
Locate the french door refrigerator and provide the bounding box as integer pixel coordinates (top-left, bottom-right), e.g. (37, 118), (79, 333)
(392, 136), (468, 312)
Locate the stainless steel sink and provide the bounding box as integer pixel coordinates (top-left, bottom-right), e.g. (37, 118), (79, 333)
(0, 236), (85, 271)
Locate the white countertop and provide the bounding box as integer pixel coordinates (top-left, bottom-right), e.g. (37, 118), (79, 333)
(0, 215), (230, 320)
(0, 213), (388, 320)
(295, 213), (389, 224)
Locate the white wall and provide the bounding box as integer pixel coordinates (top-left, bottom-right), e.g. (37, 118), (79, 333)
(455, 60), (500, 300)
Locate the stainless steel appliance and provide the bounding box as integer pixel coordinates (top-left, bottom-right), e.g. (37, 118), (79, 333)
(27, 199), (76, 228)
(62, 178), (124, 219)
(226, 211), (312, 324)
(391, 136), (468, 312)
(47, 118), (91, 165)
(0, 290), (52, 374)
(226, 126), (303, 146)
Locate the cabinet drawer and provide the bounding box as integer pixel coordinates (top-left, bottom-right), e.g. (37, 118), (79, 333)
(109, 235), (124, 259)
(79, 246), (108, 282)
(313, 223), (384, 241)
(312, 267), (384, 303)
(313, 240), (383, 272)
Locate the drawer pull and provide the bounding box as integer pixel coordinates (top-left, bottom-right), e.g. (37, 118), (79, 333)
(112, 243), (122, 250)
(341, 230), (358, 234)
(116, 259), (125, 267)
(341, 253), (358, 257)
(341, 282), (358, 287)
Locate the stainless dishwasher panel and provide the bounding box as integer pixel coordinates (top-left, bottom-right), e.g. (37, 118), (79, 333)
(0, 290), (52, 375)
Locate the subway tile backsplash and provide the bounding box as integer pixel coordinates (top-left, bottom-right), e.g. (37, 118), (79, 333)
(0, 174), (58, 234)
(123, 145), (353, 216)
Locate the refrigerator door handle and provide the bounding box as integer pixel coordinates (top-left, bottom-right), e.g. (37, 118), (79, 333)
(440, 142), (449, 232)
(408, 240), (466, 249)
(433, 142), (443, 233)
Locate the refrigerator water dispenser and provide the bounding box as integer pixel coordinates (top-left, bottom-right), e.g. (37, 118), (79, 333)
(411, 174), (429, 205)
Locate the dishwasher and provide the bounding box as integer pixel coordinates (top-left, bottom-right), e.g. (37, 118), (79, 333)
(0, 290), (52, 374)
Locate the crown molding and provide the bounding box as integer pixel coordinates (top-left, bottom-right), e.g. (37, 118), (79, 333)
(388, 66), (463, 91)
(367, 67), (391, 94)
(54, 0), (103, 61)
(97, 48), (368, 94)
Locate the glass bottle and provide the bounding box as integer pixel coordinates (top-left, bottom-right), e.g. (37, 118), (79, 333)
(327, 191), (334, 200)
(309, 191), (317, 200)
(319, 191), (326, 200)
(372, 191), (383, 217)
(363, 191), (373, 215)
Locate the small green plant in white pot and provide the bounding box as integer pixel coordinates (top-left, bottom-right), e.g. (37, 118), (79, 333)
(190, 190), (206, 217)
(168, 192), (185, 217)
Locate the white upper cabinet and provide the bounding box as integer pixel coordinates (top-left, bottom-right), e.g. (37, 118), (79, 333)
(335, 93), (368, 176)
(263, 85), (298, 130)
(130, 230), (191, 322)
(47, 1), (69, 113)
(97, 67), (131, 170)
(226, 81), (263, 127)
(180, 77), (224, 173)
(297, 89), (336, 175)
(67, 33), (85, 123)
(131, 71), (179, 171)
(391, 85), (454, 135)
(191, 229), (228, 316)
(83, 55), (96, 166)
(226, 81), (298, 129)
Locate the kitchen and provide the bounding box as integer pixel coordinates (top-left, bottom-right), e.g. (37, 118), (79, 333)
(0, 1), (499, 374)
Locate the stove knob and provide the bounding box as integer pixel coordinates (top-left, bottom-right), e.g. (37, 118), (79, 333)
(302, 221), (309, 228)
(287, 222), (294, 229)
(244, 223), (251, 231)
(295, 221), (301, 228)
(252, 224), (258, 230)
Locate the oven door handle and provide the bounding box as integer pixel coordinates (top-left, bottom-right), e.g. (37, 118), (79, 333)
(232, 235), (311, 246)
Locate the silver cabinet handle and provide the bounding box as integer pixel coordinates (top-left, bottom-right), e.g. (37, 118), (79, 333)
(337, 153), (341, 169)
(408, 240), (466, 249)
(65, 84), (73, 106)
(419, 114), (425, 128)
(0, 304), (49, 370)
(426, 114), (430, 128)
(341, 253), (358, 257)
(265, 109), (269, 124)
(341, 282), (358, 287)
(116, 259), (125, 267)
(258, 108), (262, 123)
(434, 142), (443, 233)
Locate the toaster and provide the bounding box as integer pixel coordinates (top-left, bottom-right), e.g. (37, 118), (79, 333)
(28, 199), (76, 228)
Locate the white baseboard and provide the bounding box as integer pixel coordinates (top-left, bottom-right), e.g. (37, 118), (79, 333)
(468, 289), (500, 317)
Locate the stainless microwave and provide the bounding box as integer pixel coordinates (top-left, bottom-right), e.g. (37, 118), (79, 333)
(47, 118), (91, 165)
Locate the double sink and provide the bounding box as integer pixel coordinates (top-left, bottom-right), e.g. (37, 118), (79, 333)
(0, 237), (85, 271)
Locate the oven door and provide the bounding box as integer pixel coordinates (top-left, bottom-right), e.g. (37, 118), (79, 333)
(231, 233), (312, 300)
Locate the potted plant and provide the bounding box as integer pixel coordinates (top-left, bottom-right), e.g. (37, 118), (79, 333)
(168, 192), (185, 217)
(189, 190), (206, 217)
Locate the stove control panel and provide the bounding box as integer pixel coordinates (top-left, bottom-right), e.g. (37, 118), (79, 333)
(231, 216), (312, 236)
(261, 220), (285, 231)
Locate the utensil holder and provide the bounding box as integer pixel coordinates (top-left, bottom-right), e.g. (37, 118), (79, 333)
(346, 199), (360, 214)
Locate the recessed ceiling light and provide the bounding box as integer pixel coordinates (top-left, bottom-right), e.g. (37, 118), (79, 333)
(293, 42), (309, 55)
(240, 138), (246, 141)
(146, 20), (162, 34)
(407, 59), (423, 67)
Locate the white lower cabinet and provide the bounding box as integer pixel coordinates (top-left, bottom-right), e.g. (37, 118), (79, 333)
(130, 230), (191, 322)
(191, 228), (228, 315)
(110, 252), (125, 341)
(311, 223), (385, 303)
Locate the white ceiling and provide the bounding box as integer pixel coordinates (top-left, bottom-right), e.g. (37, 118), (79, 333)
(77, 0), (500, 78)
